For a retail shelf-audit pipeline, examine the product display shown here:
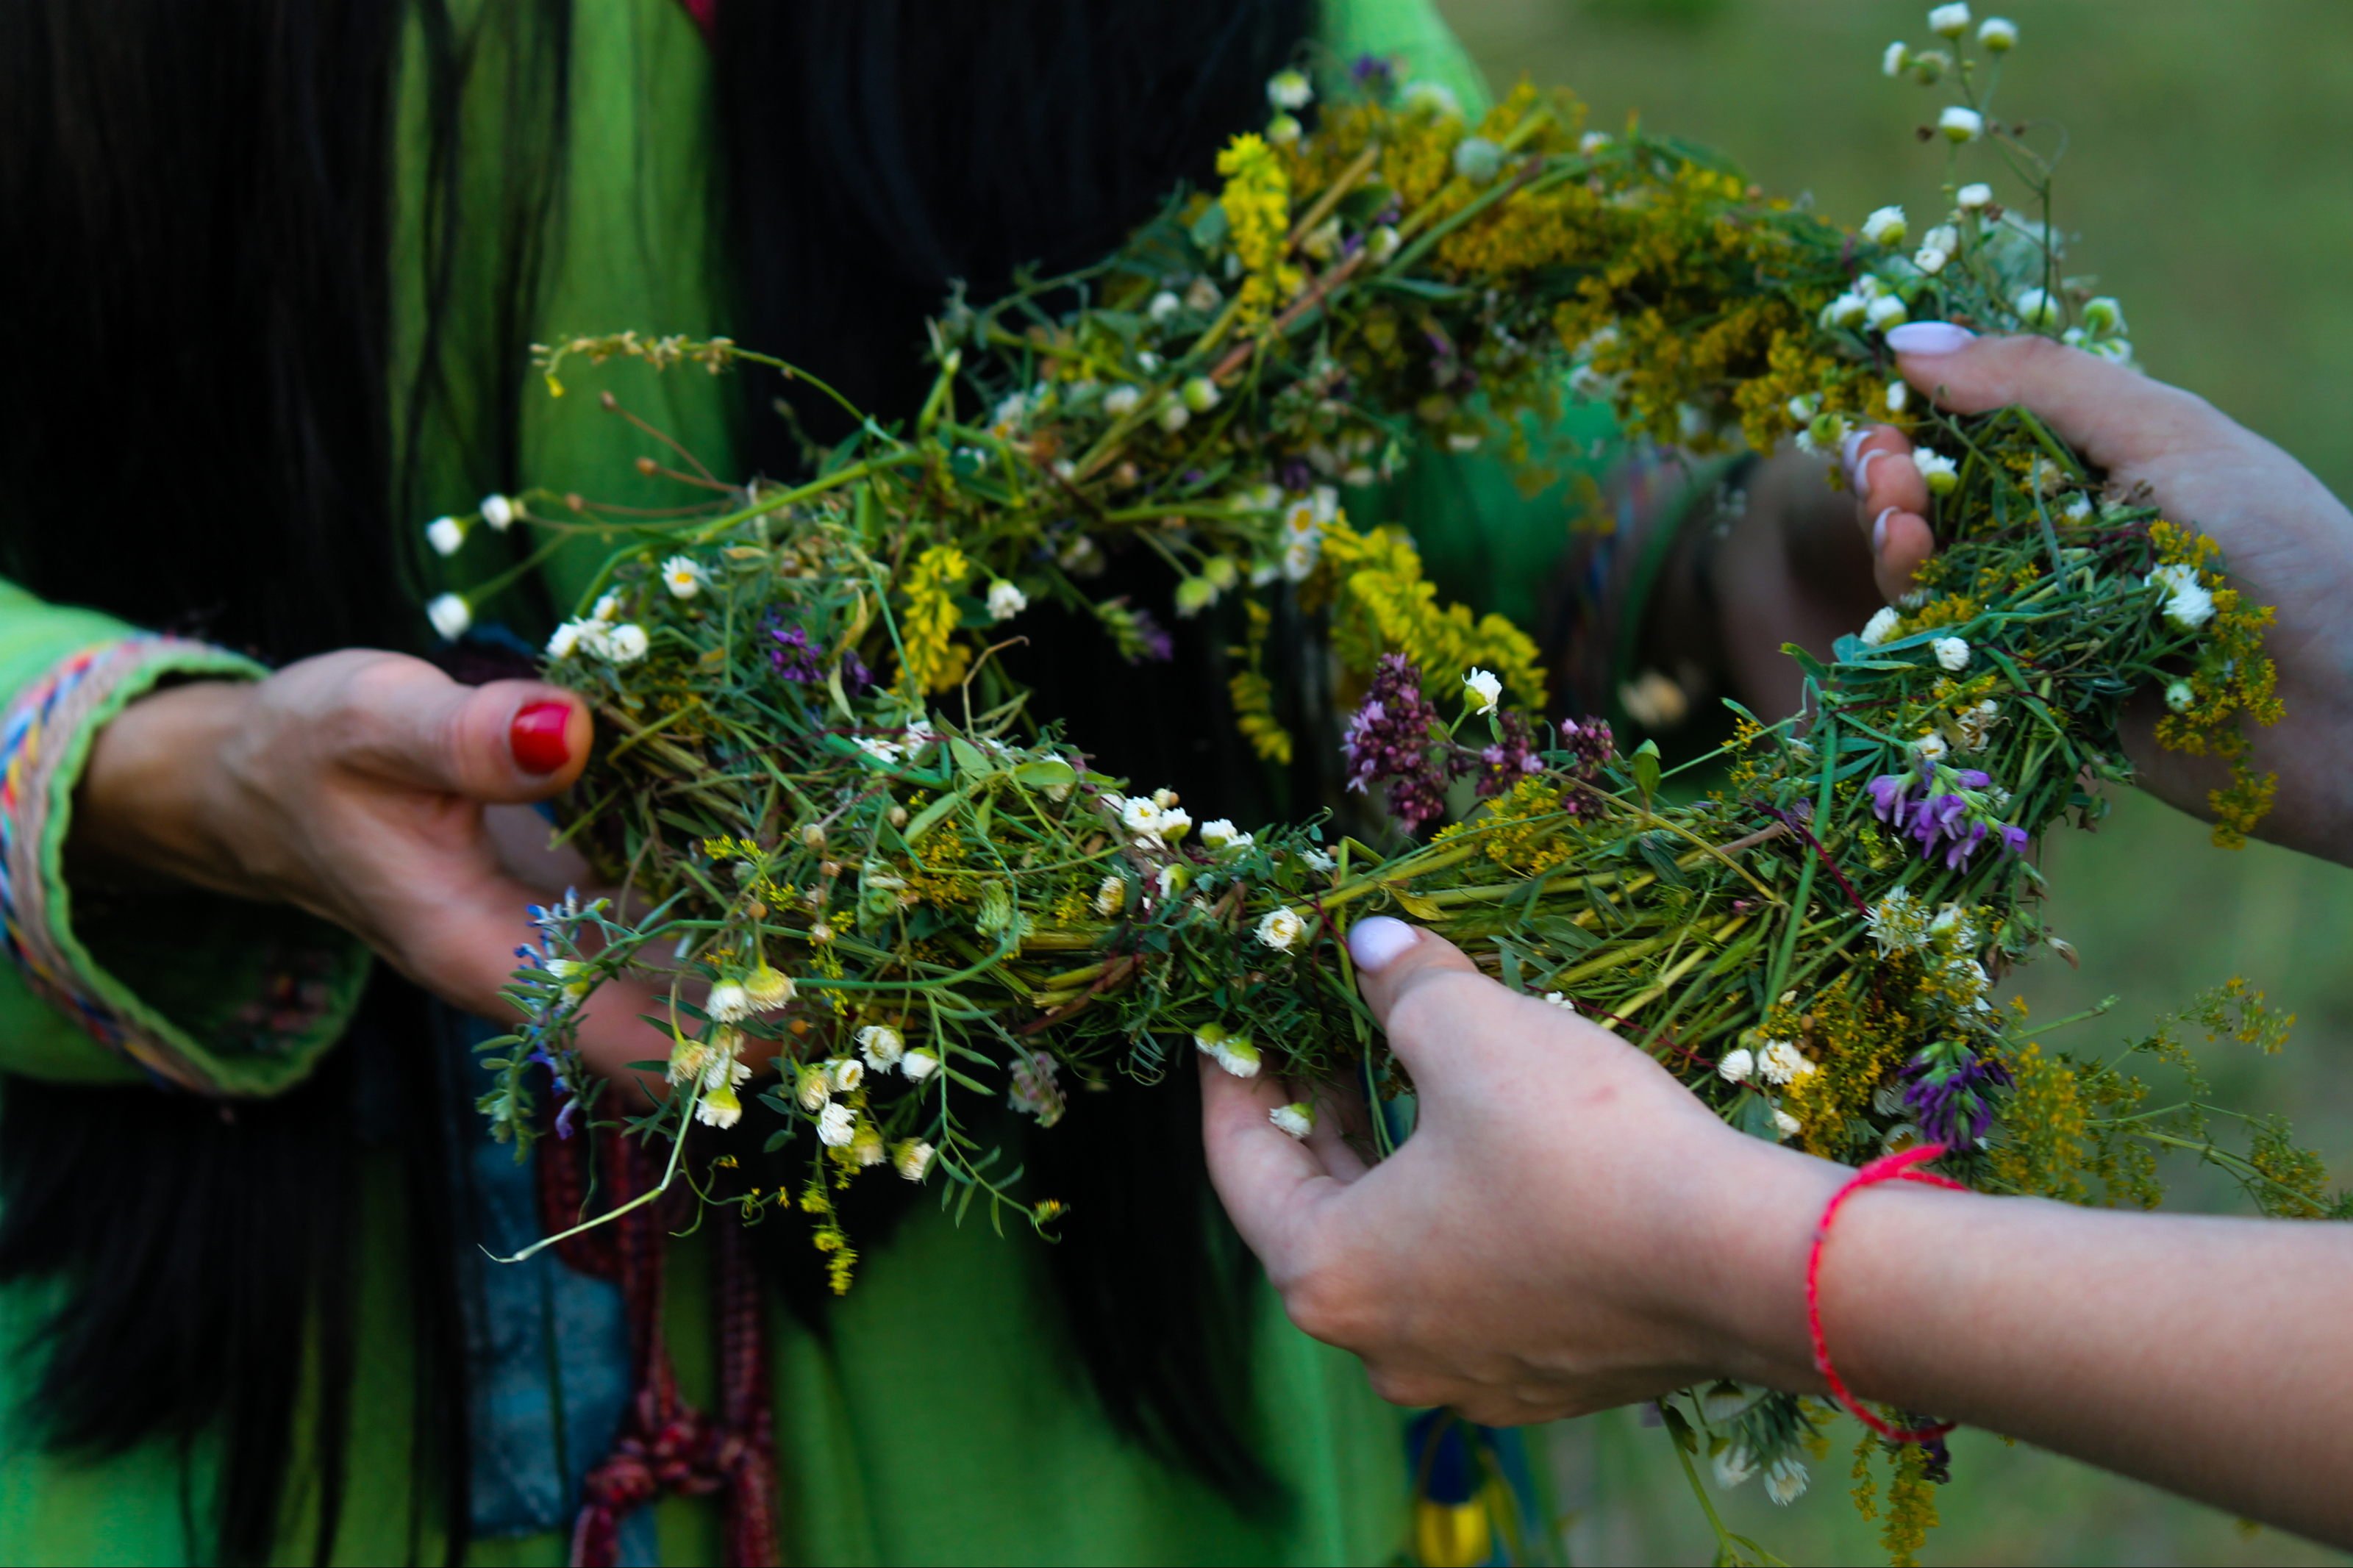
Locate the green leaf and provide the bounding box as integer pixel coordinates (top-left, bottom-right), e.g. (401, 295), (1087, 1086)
(1188, 201), (1229, 251)
(1013, 758), (1077, 790)
(949, 736), (990, 778)
(1659, 1400), (1699, 1454)
(1631, 738), (1662, 809)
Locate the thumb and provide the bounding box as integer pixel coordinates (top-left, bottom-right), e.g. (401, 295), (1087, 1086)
(1344, 917), (1500, 1086)
(1885, 326), (2225, 475)
(335, 656), (593, 802)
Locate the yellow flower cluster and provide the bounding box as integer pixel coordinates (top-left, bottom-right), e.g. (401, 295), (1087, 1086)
(1313, 520), (1549, 710)
(1227, 599), (1294, 765)
(2144, 520), (2283, 847)
(1777, 981), (1909, 1161)
(1215, 134), (1300, 334)
(896, 543), (973, 696)
(1439, 774), (1577, 874)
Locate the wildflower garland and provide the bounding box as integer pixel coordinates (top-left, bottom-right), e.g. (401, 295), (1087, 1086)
(429, 13), (2338, 1561)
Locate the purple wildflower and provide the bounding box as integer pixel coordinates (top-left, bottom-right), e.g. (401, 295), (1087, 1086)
(840, 649), (874, 695)
(1866, 771), (1912, 821)
(1999, 824), (2029, 856)
(1901, 1048), (2013, 1146)
(767, 620), (823, 681)
(1342, 654), (1451, 833)
(1546, 715), (1614, 817)
(1476, 710), (1544, 797)
(1350, 54), (1397, 99)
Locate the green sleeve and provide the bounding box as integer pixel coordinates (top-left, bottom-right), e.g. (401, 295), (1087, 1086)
(0, 577), (371, 1096)
(1319, 0), (1494, 115)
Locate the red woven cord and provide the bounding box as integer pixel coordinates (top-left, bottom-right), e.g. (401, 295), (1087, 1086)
(1805, 1144), (1968, 1445)
(545, 1122), (782, 1567)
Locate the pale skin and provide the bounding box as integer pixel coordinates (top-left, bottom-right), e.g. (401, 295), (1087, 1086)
(1201, 332), (2353, 1547)
(68, 653), (670, 1085)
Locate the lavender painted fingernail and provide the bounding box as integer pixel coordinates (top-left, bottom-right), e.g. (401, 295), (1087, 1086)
(1839, 426), (1869, 476)
(1873, 506), (1896, 555)
(1348, 915), (1420, 973)
(1885, 322), (1976, 355)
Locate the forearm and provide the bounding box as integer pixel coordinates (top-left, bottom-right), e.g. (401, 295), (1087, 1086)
(1803, 1182), (2353, 1542)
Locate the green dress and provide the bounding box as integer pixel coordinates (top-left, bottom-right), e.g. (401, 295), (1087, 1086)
(0, 3), (1546, 1561)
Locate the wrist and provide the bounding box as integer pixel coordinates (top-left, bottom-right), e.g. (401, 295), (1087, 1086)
(70, 679), (256, 889)
(1659, 1134), (1845, 1393)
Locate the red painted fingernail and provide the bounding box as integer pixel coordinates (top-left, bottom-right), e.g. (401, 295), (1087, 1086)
(510, 701), (573, 774)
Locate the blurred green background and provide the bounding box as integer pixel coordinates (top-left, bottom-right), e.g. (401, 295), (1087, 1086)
(1425, 1), (2353, 1562)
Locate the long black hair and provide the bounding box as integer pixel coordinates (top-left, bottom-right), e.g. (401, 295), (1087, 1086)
(0, 0), (1313, 1559)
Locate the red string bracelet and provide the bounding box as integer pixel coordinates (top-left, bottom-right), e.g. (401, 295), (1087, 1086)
(1806, 1143), (1967, 1444)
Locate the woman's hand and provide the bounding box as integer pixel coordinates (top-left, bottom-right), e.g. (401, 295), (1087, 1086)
(70, 648), (667, 1081)
(1853, 326), (2353, 864)
(1198, 917), (1833, 1425)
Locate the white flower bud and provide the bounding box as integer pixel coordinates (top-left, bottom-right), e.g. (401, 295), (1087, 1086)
(1102, 384), (1141, 418)
(706, 981), (752, 1023)
(1717, 1047), (1756, 1084)
(901, 1048), (940, 1081)
(1265, 68), (1313, 111)
(1860, 205), (1907, 247)
(861, 1025), (903, 1072)
(1928, 4), (1971, 39)
(1578, 130), (1610, 156)
(1367, 225), (1402, 264)
(893, 1139), (936, 1182)
(1934, 635), (1971, 671)
(1194, 1023), (1263, 1078)
(1957, 182), (1993, 210)
(1157, 401), (1192, 434)
(1822, 293), (1869, 330)
(1881, 42), (1910, 77)
(480, 493), (515, 531)
(1860, 606), (1902, 648)
(1148, 290), (1182, 323)
(426, 516), (465, 557)
(1977, 16), (2017, 51)
(817, 1102), (857, 1148)
(604, 623), (650, 664)
(986, 580), (1028, 622)
(1200, 819), (1254, 853)
(825, 1056), (864, 1095)
(1939, 105), (1985, 142)
(1270, 1102), (1315, 1139)
(2165, 680), (2196, 714)
(1451, 137), (1503, 185)
(1182, 376), (1222, 413)
(662, 555), (705, 598)
(1867, 294), (1910, 332)
(1254, 907), (1305, 952)
(1914, 450), (1960, 494)
(1462, 667), (1502, 716)
(1885, 380), (1910, 414)
(2015, 287), (2060, 329)
(426, 593), (471, 642)
(2082, 296), (2127, 338)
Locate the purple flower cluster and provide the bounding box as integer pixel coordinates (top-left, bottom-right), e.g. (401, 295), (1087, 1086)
(767, 620), (822, 681)
(1475, 710), (1543, 796)
(1551, 715), (1613, 814)
(1342, 654), (1457, 833)
(1900, 1046), (2013, 1148)
(1867, 762), (2029, 870)
(763, 615), (871, 694)
(1099, 597), (1174, 664)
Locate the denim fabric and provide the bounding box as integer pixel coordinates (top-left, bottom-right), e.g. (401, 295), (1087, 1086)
(452, 1012), (651, 1564)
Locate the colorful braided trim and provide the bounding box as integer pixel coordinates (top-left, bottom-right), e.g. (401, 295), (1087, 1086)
(0, 635), (345, 1094)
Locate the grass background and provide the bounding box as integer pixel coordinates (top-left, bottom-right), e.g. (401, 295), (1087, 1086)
(1425, 1), (2353, 1561)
